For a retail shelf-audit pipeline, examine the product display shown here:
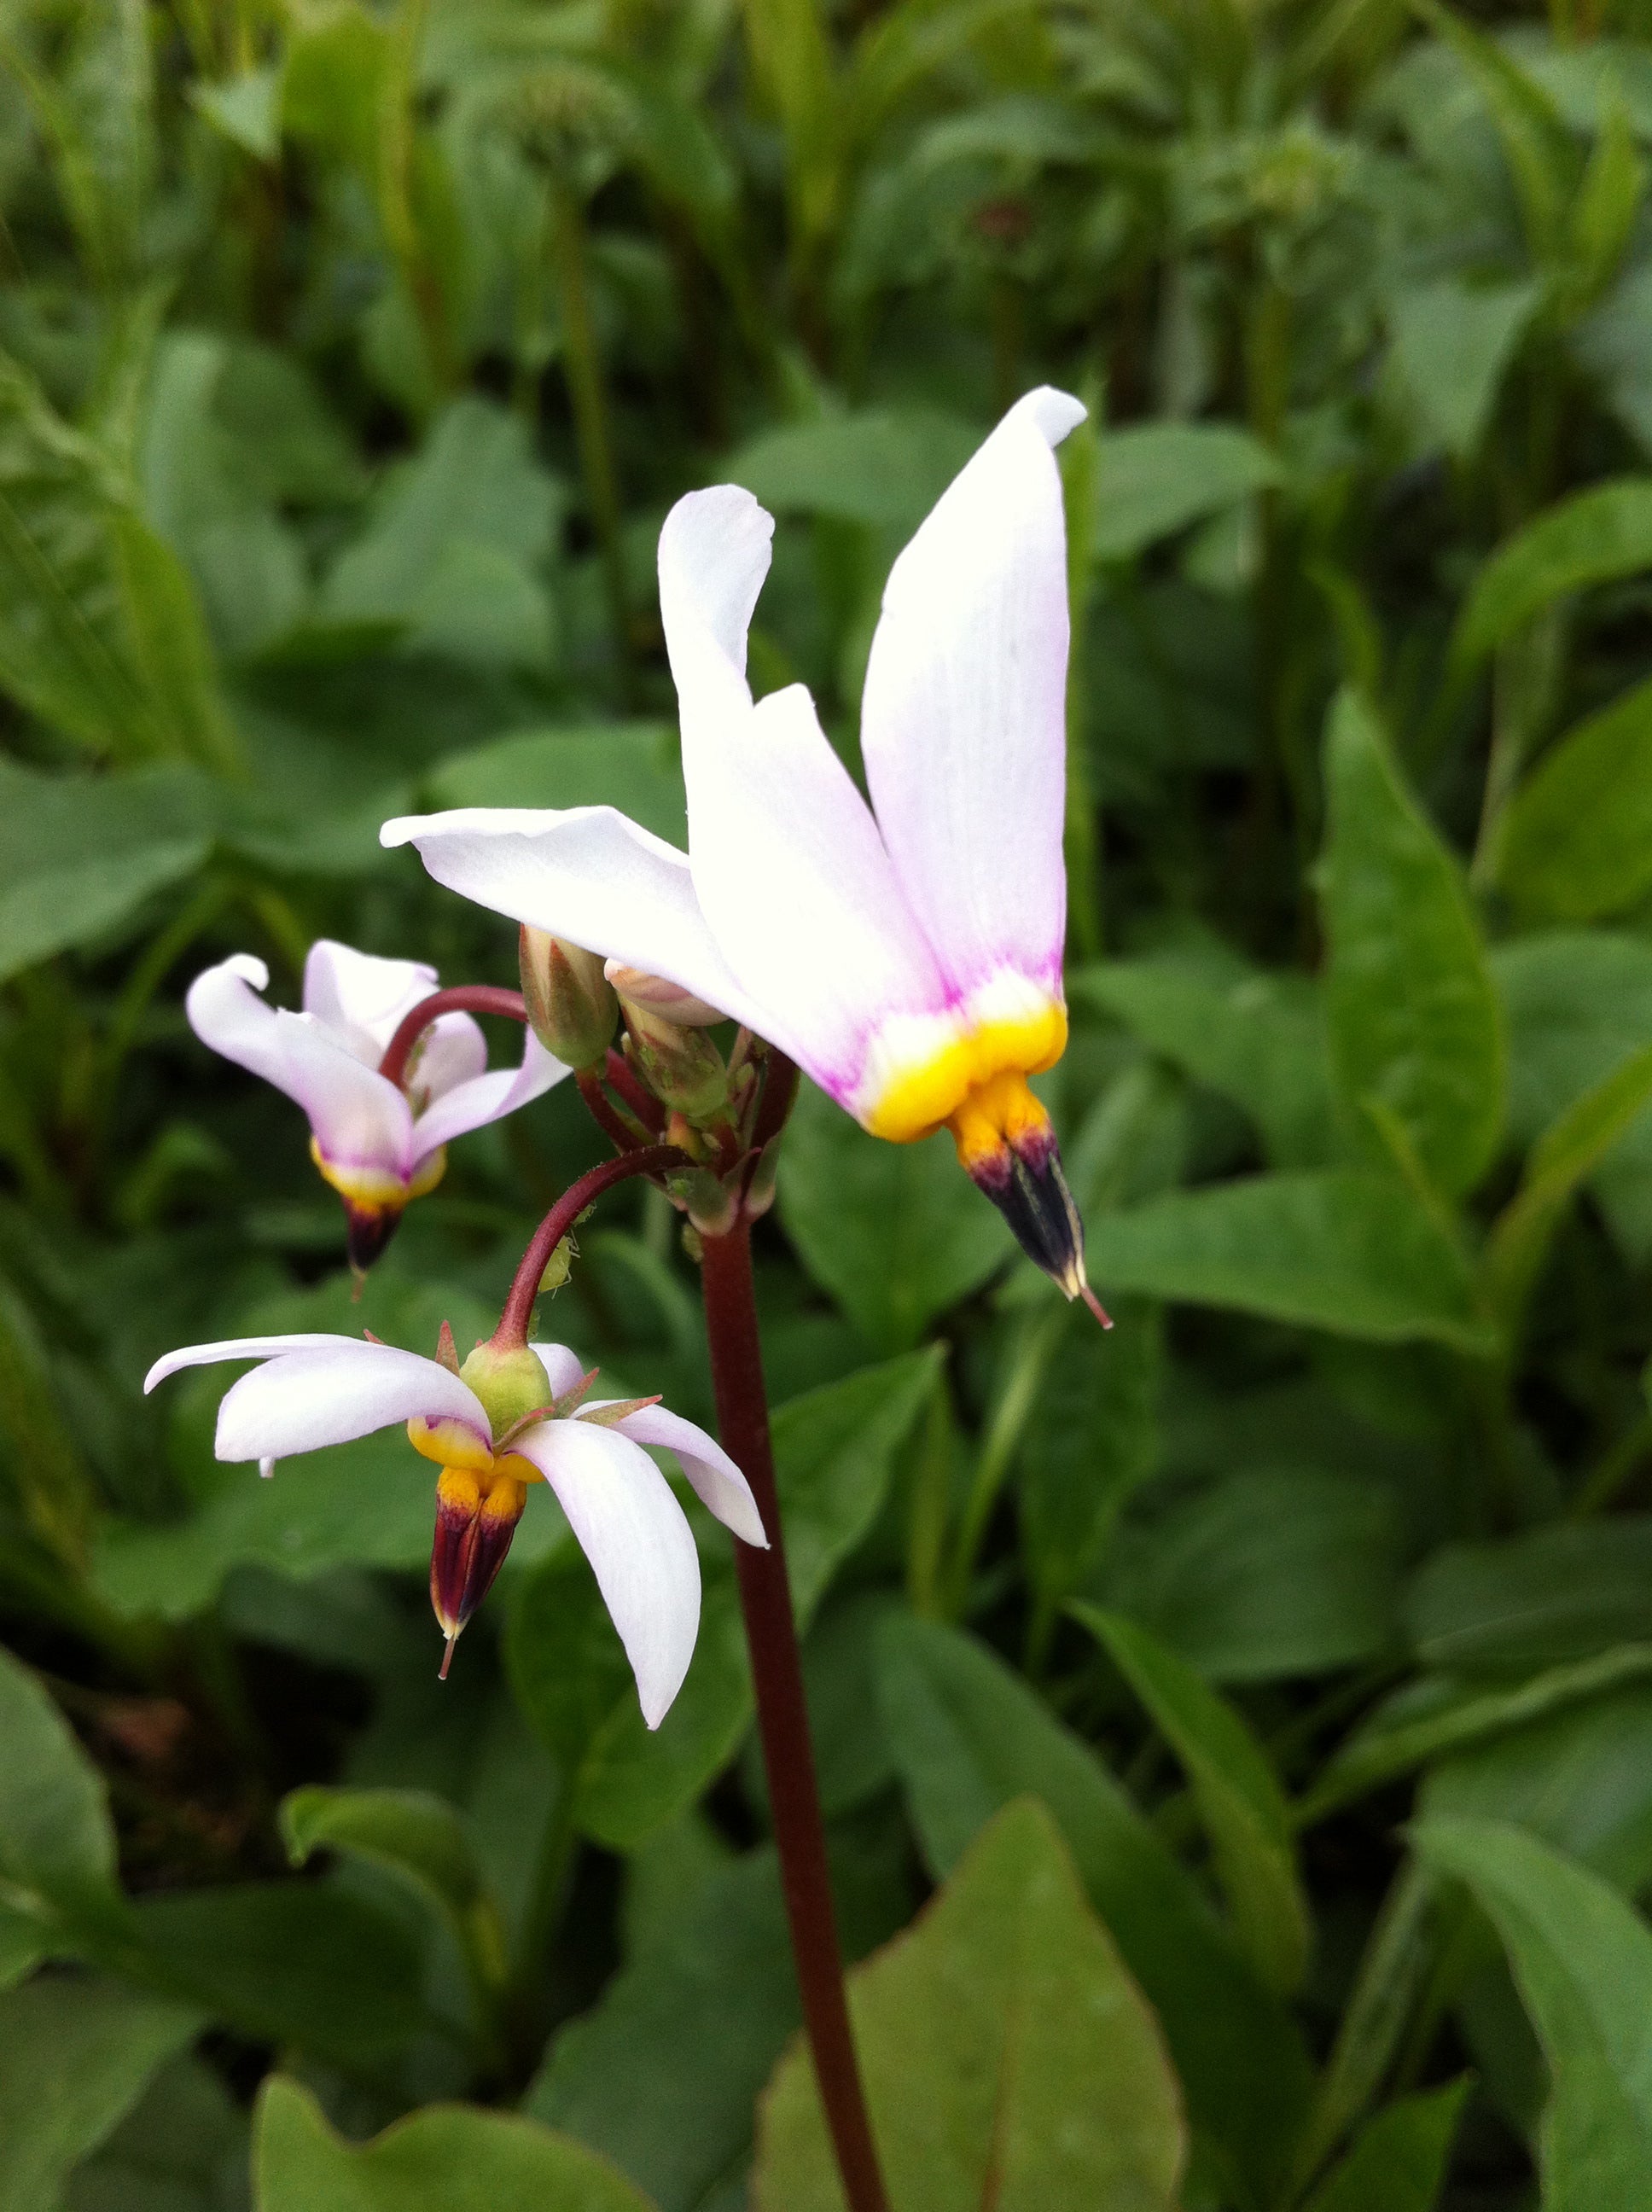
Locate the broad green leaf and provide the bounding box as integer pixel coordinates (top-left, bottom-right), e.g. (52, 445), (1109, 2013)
(1076, 1606), (1311, 1994)
(1388, 276), (1540, 457)
(1407, 1521), (1652, 1676)
(1421, 3), (1577, 259)
(1096, 1470), (1401, 1684)
(8, 0), (155, 280)
(0, 1975), (197, 2212)
(876, 1615), (1312, 2202)
(726, 407), (980, 529)
(280, 1786), (494, 1973)
(1301, 2081), (1468, 2212)
(1301, 1646), (1652, 1826)
(1092, 422), (1281, 561)
(1071, 956), (1335, 1167)
(1018, 1297), (1161, 1619)
(754, 1799), (1185, 2212)
(1423, 1683), (1652, 1895)
(1452, 477), (1652, 669)
(0, 1647), (128, 1947)
(64, 2049), (249, 2212)
(528, 1849), (797, 2212)
(1415, 1818), (1652, 2210)
(253, 2076), (653, 2212)
(189, 68), (282, 162)
(136, 1882), (426, 2065)
(778, 1080), (1014, 1348)
(1568, 99), (1645, 308)
(1498, 677), (1652, 920)
(422, 723), (686, 843)
(108, 513), (239, 773)
(1090, 1173), (1492, 1350)
(1320, 689), (1504, 1197)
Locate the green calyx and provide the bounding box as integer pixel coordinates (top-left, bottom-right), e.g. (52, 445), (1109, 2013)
(457, 1342), (556, 1435)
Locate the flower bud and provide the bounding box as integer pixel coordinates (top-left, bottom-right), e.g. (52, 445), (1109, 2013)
(619, 995), (729, 1121)
(603, 962), (726, 1028)
(457, 1339), (555, 1434)
(519, 928), (617, 1070)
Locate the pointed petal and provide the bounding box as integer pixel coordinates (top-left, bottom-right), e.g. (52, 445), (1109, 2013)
(270, 1011), (416, 1183)
(381, 806), (770, 1039)
(860, 388), (1085, 999)
(527, 1342), (590, 1400)
(186, 956), (298, 1097)
(659, 490), (949, 1110)
(214, 1342), (490, 1464)
(145, 1332), (366, 1394)
(302, 940), (438, 1057)
(411, 1030), (567, 1161)
(516, 1419), (701, 1729)
(583, 1400), (766, 1547)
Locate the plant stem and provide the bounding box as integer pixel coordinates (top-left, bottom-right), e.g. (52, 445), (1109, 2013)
(547, 170), (631, 680)
(378, 987), (529, 1090)
(699, 1220), (890, 2212)
(496, 1146), (688, 1348)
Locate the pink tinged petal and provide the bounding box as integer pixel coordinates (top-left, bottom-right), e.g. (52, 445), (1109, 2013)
(212, 1342), (491, 1465)
(658, 490), (950, 1108)
(144, 1332), (369, 1394)
(303, 940), (439, 1059)
(528, 1342), (590, 1401)
(380, 806), (771, 1040)
(410, 1030), (567, 1166)
(409, 1013), (489, 1109)
(186, 956), (298, 1098)
(860, 387), (1085, 1000)
(515, 1419), (701, 1730)
(583, 1400), (767, 1547)
(270, 1011), (416, 1183)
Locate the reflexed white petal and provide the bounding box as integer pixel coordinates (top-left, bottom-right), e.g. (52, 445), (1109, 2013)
(528, 1342), (590, 1401)
(214, 1342), (490, 1464)
(270, 1011), (415, 1180)
(860, 387), (1085, 998)
(516, 1419), (701, 1730)
(303, 940), (438, 1057)
(411, 1030), (567, 1162)
(186, 956), (297, 1098)
(659, 491), (948, 1106)
(381, 806), (771, 1040)
(584, 1400), (766, 1547)
(145, 1332), (366, 1394)
(410, 1012), (489, 1108)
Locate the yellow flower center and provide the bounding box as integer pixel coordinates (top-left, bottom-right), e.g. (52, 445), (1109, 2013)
(861, 1000), (1067, 1145)
(310, 1138), (447, 1211)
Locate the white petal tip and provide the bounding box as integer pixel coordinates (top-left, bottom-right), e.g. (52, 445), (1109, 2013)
(1020, 387), (1087, 445)
(380, 816), (421, 850)
(259, 1458), (277, 1480)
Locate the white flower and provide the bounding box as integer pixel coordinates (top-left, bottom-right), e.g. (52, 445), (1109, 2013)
(145, 1331), (765, 1726)
(381, 392), (1099, 1301)
(188, 940), (567, 1264)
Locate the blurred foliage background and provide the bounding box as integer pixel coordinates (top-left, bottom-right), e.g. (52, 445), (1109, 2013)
(8, 0), (1652, 2205)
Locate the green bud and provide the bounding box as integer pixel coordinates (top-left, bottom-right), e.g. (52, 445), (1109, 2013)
(457, 1340), (555, 1435)
(620, 995), (729, 1121)
(520, 928), (617, 1070)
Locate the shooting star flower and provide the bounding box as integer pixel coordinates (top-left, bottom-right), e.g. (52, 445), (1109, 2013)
(381, 391), (1105, 1314)
(187, 940), (566, 1268)
(143, 1330), (765, 1724)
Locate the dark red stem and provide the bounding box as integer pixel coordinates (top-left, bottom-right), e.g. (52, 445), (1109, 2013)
(578, 1068), (649, 1155)
(495, 1146), (689, 1348)
(606, 1045), (666, 1132)
(748, 1046), (800, 1154)
(700, 1221), (890, 2212)
(379, 987), (529, 1090)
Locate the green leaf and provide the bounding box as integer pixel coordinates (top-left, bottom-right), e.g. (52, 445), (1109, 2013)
(1090, 1173), (1492, 1350)
(1568, 99), (1645, 309)
(1415, 1818), (1652, 2209)
(1452, 477), (1652, 670)
(1075, 1606), (1312, 1995)
(1096, 1470), (1401, 1684)
(1092, 422), (1281, 562)
(422, 723), (686, 844)
(135, 1882), (426, 2066)
(108, 513), (240, 775)
(778, 1080), (1013, 1348)
(725, 408), (981, 529)
(1301, 2081), (1468, 2212)
(528, 1849), (797, 2212)
(754, 1799), (1185, 2212)
(0, 1647), (129, 1948)
(65, 2049), (249, 2212)
(1388, 276), (1540, 457)
(1407, 1520), (1652, 1676)
(189, 68), (282, 163)
(876, 1615), (1312, 2202)
(1071, 955), (1335, 1168)
(0, 1975), (197, 2212)
(1320, 689), (1504, 1197)
(1421, 3), (1577, 261)
(280, 1784), (485, 1926)
(253, 2076), (654, 2212)
(1497, 677), (1652, 920)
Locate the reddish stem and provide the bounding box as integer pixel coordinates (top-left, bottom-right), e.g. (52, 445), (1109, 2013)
(700, 1221), (890, 2212)
(495, 1145), (689, 1348)
(578, 1068), (649, 1155)
(748, 1046), (800, 1154)
(379, 987), (529, 1090)
(606, 1045), (666, 1132)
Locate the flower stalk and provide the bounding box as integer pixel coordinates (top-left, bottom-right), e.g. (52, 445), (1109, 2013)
(493, 1145), (690, 1348)
(378, 985), (530, 1090)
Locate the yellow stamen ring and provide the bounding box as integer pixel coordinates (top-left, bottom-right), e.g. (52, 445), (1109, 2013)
(310, 1137), (447, 1213)
(861, 1002), (1067, 1148)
